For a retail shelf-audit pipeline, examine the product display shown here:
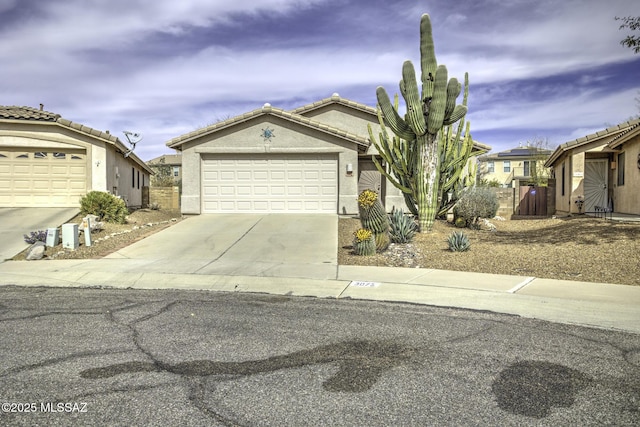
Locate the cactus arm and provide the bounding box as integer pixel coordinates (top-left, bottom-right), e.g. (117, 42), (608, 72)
(376, 87), (415, 141)
(443, 78), (461, 122)
(420, 14), (437, 100)
(426, 65), (448, 135)
(401, 61), (427, 136)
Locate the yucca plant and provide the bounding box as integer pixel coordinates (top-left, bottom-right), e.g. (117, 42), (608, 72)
(388, 208), (418, 243)
(447, 231), (470, 252)
(353, 228), (376, 256)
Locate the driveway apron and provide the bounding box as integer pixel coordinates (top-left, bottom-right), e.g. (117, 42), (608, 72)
(104, 214), (338, 279)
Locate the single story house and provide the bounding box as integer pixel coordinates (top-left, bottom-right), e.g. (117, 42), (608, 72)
(166, 94), (490, 215)
(544, 118), (640, 215)
(477, 145), (552, 187)
(0, 105), (153, 208)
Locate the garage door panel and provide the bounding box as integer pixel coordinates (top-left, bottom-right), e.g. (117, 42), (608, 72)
(202, 154), (337, 213)
(0, 148), (87, 207)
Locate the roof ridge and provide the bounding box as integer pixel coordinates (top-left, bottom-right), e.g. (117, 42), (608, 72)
(290, 94), (378, 115)
(167, 103), (370, 148)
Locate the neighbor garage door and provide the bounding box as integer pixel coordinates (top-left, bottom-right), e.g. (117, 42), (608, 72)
(202, 154), (338, 213)
(0, 149), (87, 207)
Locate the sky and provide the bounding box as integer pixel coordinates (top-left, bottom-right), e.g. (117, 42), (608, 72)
(2, 0), (639, 161)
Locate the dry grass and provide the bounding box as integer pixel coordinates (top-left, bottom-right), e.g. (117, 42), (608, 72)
(339, 216), (640, 286)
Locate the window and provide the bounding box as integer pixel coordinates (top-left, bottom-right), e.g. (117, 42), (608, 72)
(34, 152), (47, 159)
(17, 153), (29, 158)
(487, 161), (494, 173)
(617, 152), (625, 186)
(523, 161), (530, 177)
(53, 152), (66, 159)
(137, 170), (140, 189)
(173, 166), (179, 177)
(503, 160), (511, 173)
(561, 163), (566, 196)
(132, 167), (135, 188)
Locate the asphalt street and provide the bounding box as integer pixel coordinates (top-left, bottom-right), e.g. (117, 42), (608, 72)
(0, 285), (638, 426)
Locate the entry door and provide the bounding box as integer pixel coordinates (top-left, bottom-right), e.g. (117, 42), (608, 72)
(584, 159), (608, 213)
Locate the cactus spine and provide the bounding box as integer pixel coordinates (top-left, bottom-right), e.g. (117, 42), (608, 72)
(357, 189), (390, 252)
(353, 228), (376, 256)
(373, 14), (468, 232)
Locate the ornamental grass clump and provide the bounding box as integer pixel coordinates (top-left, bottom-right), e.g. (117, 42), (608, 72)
(447, 231), (471, 252)
(353, 228), (376, 256)
(23, 230), (47, 244)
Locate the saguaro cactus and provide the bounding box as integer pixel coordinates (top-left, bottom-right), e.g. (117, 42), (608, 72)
(374, 13), (468, 232)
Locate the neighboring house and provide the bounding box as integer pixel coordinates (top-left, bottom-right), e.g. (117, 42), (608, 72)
(0, 105), (152, 208)
(477, 145), (552, 187)
(166, 94), (490, 215)
(147, 153), (182, 185)
(545, 118), (640, 215)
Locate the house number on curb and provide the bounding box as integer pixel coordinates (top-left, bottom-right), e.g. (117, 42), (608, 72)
(349, 281), (380, 288)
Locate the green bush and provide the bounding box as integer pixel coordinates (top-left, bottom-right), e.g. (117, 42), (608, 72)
(454, 187), (499, 226)
(80, 191), (128, 224)
(388, 208), (418, 243)
(447, 231), (471, 252)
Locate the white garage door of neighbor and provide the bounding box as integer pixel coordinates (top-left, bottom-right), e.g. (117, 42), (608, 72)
(202, 154), (338, 213)
(0, 149), (87, 207)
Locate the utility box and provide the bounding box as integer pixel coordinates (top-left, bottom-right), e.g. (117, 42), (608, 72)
(81, 216), (92, 247)
(62, 223), (79, 250)
(45, 228), (60, 247)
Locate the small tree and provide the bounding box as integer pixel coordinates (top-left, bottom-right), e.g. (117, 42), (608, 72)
(150, 157), (175, 187)
(524, 137), (552, 186)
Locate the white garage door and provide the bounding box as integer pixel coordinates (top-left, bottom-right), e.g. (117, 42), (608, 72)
(202, 154), (338, 213)
(0, 149), (87, 207)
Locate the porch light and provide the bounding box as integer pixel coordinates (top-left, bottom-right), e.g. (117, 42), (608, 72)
(346, 163), (353, 176)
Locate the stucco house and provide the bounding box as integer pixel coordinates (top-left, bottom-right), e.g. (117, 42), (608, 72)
(147, 153), (183, 185)
(477, 145), (552, 187)
(0, 105), (152, 208)
(544, 118), (640, 215)
(166, 94), (490, 215)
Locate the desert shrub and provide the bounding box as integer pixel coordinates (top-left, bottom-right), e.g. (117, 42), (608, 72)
(454, 187), (499, 227)
(447, 231), (471, 252)
(80, 191), (128, 224)
(388, 208), (418, 243)
(454, 217), (467, 228)
(23, 230), (47, 244)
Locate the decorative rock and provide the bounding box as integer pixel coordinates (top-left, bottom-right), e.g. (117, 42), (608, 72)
(26, 241), (46, 260)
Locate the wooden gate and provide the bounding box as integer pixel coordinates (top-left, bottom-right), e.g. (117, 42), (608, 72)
(518, 186), (547, 216)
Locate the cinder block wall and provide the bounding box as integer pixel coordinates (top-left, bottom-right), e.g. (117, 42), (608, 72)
(492, 188), (515, 217)
(149, 186), (180, 210)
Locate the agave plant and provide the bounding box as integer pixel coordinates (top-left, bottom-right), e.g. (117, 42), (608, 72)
(447, 231), (470, 252)
(388, 208), (418, 244)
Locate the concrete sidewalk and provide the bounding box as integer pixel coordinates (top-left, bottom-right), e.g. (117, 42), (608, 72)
(0, 259), (638, 334)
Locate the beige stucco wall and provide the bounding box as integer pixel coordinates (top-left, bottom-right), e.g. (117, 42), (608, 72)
(299, 104), (407, 210)
(179, 115), (361, 214)
(612, 134), (640, 214)
(0, 121), (149, 208)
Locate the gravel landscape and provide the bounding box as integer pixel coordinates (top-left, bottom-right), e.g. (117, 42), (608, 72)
(339, 216), (640, 286)
(13, 209), (640, 286)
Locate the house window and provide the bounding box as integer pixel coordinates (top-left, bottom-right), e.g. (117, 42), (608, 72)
(132, 167), (135, 188)
(53, 152), (66, 159)
(173, 166), (179, 177)
(523, 161), (530, 177)
(34, 152), (47, 159)
(617, 152), (625, 186)
(561, 163), (566, 196)
(137, 170), (140, 189)
(487, 161), (494, 173)
(503, 161), (511, 173)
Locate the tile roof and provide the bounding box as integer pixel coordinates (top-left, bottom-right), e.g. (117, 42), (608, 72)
(545, 118), (640, 166)
(291, 93), (378, 116)
(166, 103), (371, 152)
(0, 105), (152, 173)
(0, 105), (61, 121)
(148, 153), (182, 164)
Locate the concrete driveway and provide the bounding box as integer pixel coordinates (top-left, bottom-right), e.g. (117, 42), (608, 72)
(0, 207), (79, 262)
(105, 214), (338, 279)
